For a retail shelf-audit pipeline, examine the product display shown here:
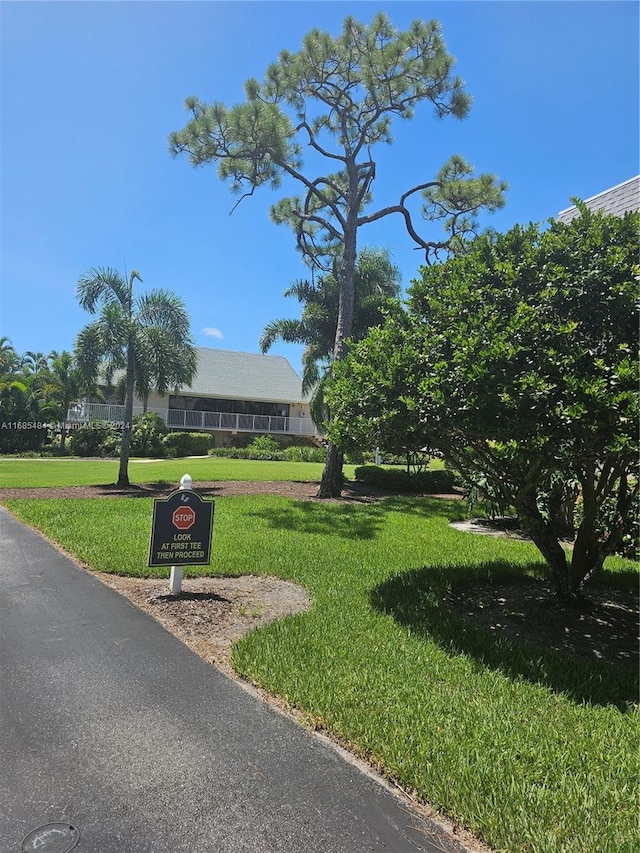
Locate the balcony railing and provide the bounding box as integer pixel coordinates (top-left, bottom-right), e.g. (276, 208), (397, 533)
(66, 402), (319, 437)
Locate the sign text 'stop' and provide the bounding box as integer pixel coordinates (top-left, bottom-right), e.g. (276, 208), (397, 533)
(172, 506), (195, 530)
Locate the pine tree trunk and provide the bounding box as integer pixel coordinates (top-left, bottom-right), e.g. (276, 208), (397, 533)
(316, 198), (358, 499)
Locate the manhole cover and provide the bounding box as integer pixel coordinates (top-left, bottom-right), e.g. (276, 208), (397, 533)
(21, 823), (80, 853)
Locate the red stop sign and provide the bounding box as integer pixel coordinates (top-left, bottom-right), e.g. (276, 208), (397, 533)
(172, 506), (196, 530)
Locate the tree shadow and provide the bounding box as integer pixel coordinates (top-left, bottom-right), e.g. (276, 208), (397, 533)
(369, 494), (468, 522)
(93, 480), (176, 497)
(246, 494), (466, 540)
(153, 591), (231, 603)
(370, 561), (639, 710)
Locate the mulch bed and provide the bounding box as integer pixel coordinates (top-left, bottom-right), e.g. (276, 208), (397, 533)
(0, 480), (463, 502)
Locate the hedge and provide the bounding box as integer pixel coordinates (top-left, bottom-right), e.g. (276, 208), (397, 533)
(354, 465), (457, 493)
(163, 431), (215, 457)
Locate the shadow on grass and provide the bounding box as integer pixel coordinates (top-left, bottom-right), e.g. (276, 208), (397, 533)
(246, 495), (466, 541)
(371, 495), (468, 522)
(94, 480), (175, 497)
(371, 561), (639, 710)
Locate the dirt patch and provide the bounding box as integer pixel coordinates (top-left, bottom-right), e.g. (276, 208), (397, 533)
(0, 478), (463, 502)
(0, 479), (375, 501)
(98, 573), (311, 677)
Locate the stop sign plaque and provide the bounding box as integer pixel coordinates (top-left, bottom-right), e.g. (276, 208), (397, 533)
(149, 488), (214, 567)
(172, 506), (195, 530)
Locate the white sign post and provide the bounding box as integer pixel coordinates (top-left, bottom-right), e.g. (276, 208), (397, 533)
(169, 473), (192, 595)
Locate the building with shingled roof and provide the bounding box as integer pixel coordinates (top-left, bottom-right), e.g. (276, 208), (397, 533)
(70, 347), (320, 444)
(557, 175), (639, 223)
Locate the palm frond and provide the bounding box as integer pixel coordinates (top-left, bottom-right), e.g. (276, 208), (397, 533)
(309, 373), (331, 429)
(136, 289), (190, 336)
(73, 323), (104, 392)
(76, 267), (131, 314)
(283, 278), (319, 303)
(260, 318), (308, 352)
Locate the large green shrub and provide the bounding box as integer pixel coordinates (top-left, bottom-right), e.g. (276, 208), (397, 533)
(67, 423), (121, 457)
(209, 435), (286, 460)
(130, 413), (167, 458)
(245, 435), (281, 456)
(208, 436), (327, 462)
(208, 447), (248, 459)
(229, 433), (319, 450)
(207, 446), (283, 460)
(332, 209), (639, 598)
(163, 431), (214, 457)
(282, 445), (326, 463)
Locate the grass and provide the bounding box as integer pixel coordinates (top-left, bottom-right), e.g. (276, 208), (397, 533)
(4, 493), (638, 853)
(0, 456), (357, 488)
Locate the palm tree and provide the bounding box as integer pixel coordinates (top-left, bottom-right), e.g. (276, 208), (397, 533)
(0, 337), (19, 378)
(0, 337), (14, 366)
(45, 350), (82, 451)
(261, 276), (335, 427)
(0, 343), (61, 452)
(0, 375), (56, 452)
(20, 351), (51, 375)
(128, 295), (198, 413)
(260, 246), (401, 435)
(75, 267), (197, 486)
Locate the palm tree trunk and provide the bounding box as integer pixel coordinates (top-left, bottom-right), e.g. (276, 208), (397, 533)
(117, 338), (135, 487)
(60, 391), (71, 453)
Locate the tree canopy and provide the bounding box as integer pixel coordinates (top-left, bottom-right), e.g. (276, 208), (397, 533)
(170, 12), (506, 495)
(329, 207), (639, 599)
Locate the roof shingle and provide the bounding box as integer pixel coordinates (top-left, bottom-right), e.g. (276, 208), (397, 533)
(183, 348), (307, 403)
(557, 175), (640, 223)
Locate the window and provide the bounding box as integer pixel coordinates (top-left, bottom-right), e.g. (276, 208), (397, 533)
(169, 396), (290, 418)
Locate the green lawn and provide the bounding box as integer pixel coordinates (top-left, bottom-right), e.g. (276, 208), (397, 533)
(4, 493), (638, 853)
(0, 456), (356, 488)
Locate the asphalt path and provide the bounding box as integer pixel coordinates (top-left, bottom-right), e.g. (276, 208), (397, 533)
(0, 507), (470, 853)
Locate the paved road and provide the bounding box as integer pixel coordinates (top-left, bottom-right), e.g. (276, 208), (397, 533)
(0, 507), (468, 853)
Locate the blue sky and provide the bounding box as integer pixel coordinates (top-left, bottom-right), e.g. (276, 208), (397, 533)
(1, 0), (638, 377)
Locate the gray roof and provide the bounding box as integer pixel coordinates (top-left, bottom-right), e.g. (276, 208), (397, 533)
(182, 348), (307, 402)
(557, 175), (640, 223)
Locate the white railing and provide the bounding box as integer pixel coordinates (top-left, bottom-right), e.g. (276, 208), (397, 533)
(66, 402), (319, 437)
(66, 403), (168, 424)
